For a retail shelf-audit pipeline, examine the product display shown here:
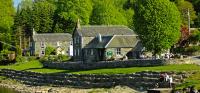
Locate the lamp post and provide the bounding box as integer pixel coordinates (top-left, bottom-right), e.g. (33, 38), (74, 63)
(188, 8), (191, 35)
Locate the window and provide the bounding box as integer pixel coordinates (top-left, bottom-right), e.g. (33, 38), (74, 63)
(116, 48), (121, 55)
(91, 49), (93, 55)
(75, 37), (79, 44)
(77, 49), (80, 56)
(70, 41), (73, 45)
(41, 51), (45, 54)
(85, 49), (87, 56)
(41, 42), (45, 48)
(74, 49), (76, 56)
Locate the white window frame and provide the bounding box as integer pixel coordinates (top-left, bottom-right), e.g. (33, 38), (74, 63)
(74, 49), (76, 56)
(41, 42), (45, 48)
(116, 48), (121, 55)
(91, 49), (93, 55)
(41, 51), (45, 55)
(77, 49), (80, 56)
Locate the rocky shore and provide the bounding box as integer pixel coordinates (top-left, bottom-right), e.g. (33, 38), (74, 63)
(0, 77), (139, 93)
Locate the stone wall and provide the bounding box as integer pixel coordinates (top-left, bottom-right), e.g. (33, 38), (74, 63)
(42, 59), (165, 70)
(0, 69), (189, 90)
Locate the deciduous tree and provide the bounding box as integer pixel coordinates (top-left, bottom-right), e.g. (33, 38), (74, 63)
(134, 0), (181, 55)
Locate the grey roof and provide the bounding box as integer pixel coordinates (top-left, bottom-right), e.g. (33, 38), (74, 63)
(85, 35), (139, 48)
(77, 25), (136, 37)
(106, 35), (139, 48)
(85, 36), (113, 48)
(33, 33), (72, 42)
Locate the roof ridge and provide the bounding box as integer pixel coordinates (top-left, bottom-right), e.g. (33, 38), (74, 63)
(81, 25), (128, 27)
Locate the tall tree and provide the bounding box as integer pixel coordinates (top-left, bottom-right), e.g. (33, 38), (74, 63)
(54, 0), (93, 33)
(134, 0), (181, 55)
(175, 0), (197, 25)
(32, 1), (56, 33)
(13, 0), (33, 49)
(90, 0), (127, 25)
(0, 0), (15, 50)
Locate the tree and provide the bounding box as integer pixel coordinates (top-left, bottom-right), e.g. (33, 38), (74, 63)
(53, 0), (93, 33)
(0, 0), (15, 50)
(175, 0), (197, 25)
(13, 0), (33, 49)
(90, 0), (127, 25)
(32, 1), (56, 33)
(134, 0), (181, 55)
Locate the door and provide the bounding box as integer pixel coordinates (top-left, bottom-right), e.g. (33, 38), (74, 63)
(98, 49), (105, 61)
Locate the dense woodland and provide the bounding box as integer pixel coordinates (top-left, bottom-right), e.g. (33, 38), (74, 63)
(0, 0), (200, 55)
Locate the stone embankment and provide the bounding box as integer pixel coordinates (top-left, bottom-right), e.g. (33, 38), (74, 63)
(42, 59), (165, 70)
(0, 69), (191, 91)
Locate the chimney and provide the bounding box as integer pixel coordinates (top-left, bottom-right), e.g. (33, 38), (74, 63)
(77, 19), (81, 29)
(32, 28), (37, 35)
(98, 33), (102, 42)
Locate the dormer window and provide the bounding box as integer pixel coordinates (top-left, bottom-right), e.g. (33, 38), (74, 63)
(41, 42), (45, 48)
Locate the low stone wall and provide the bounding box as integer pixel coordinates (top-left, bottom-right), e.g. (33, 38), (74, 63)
(42, 59), (165, 70)
(0, 69), (189, 90)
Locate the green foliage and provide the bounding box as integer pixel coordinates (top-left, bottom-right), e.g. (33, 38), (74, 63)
(175, 0), (197, 25)
(32, 1), (56, 33)
(54, 0), (93, 33)
(16, 45), (22, 56)
(57, 54), (70, 62)
(0, 0), (14, 33)
(90, 0), (127, 25)
(189, 29), (200, 44)
(134, 0), (181, 55)
(45, 46), (55, 55)
(185, 46), (200, 54)
(16, 56), (26, 63)
(40, 55), (70, 62)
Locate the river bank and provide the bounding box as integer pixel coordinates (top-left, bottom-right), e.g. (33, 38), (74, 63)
(0, 76), (139, 93)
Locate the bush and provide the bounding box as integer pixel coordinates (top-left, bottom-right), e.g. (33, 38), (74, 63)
(16, 45), (22, 56)
(172, 47), (185, 54)
(0, 50), (15, 61)
(16, 56), (26, 63)
(185, 46), (200, 53)
(40, 55), (70, 62)
(58, 54), (70, 62)
(45, 46), (55, 55)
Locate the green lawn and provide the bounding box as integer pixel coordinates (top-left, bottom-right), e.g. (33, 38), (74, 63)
(1, 60), (200, 89)
(0, 60), (66, 73)
(0, 60), (200, 74)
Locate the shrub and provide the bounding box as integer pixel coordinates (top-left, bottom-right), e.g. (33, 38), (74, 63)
(58, 54), (70, 62)
(40, 55), (70, 62)
(45, 46), (55, 55)
(172, 47), (185, 54)
(185, 46), (200, 53)
(0, 50), (15, 61)
(39, 56), (49, 62)
(16, 45), (22, 56)
(16, 56), (26, 63)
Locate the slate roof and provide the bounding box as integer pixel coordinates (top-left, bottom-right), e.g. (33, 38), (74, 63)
(77, 25), (136, 37)
(85, 36), (113, 48)
(85, 35), (139, 48)
(106, 35), (139, 48)
(33, 33), (72, 42)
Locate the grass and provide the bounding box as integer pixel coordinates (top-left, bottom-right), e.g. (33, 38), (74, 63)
(176, 72), (200, 90)
(1, 60), (200, 89)
(0, 60), (200, 74)
(0, 60), (66, 73)
(71, 64), (200, 74)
